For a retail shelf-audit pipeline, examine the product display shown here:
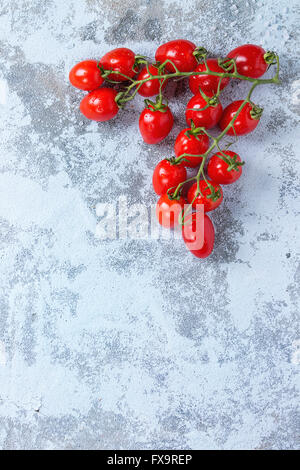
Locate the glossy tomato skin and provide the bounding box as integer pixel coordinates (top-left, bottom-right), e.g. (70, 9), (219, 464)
(187, 180), (223, 212)
(155, 40), (197, 73)
(80, 88), (119, 121)
(189, 59), (230, 94)
(99, 48), (136, 82)
(207, 150), (242, 185)
(219, 100), (259, 136)
(153, 159), (187, 195)
(182, 212), (215, 258)
(174, 128), (209, 167)
(156, 194), (186, 228)
(137, 65), (167, 97)
(186, 93), (222, 129)
(227, 44), (267, 78)
(139, 105), (173, 144)
(69, 60), (104, 91)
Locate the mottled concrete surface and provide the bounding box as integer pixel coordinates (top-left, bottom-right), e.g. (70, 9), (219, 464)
(0, 0), (299, 450)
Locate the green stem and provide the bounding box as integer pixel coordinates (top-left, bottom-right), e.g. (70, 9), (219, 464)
(101, 53), (280, 105)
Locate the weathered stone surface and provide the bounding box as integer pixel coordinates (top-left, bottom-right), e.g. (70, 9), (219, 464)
(0, 0), (299, 450)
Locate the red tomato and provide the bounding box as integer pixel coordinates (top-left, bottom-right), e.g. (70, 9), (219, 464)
(186, 93), (222, 129)
(207, 150), (242, 185)
(155, 40), (198, 73)
(99, 48), (136, 82)
(182, 212), (215, 258)
(219, 100), (260, 136)
(137, 65), (168, 97)
(69, 60), (104, 91)
(187, 180), (223, 212)
(153, 159), (187, 195)
(189, 59), (230, 94)
(174, 128), (209, 168)
(139, 104), (173, 144)
(80, 88), (119, 121)
(227, 44), (268, 78)
(156, 194), (186, 228)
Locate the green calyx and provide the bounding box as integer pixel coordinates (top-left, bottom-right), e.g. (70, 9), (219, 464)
(166, 187), (182, 200)
(227, 157), (244, 172)
(185, 120), (206, 139)
(194, 181), (221, 202)
(198, 88), (219, 108)
(193, 46), (208, 62)
(144, 95), (168, 112)
(207, 95), (219, 107)
(216, 151), (244, 171)
(264, 51), (277, 66)
(167, 156), (184, 166)
(218, 57), (235, 72)
(250, 103), (263, 120)
(226, 155), (244, 172)
(205, 183), (221, 202)
(185, 89), (219, 113)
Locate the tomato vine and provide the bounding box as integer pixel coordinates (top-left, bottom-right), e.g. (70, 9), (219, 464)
(70, 43), (280, 258)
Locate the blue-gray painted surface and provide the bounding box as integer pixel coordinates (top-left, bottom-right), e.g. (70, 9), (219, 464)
(0, 0), (299, 450)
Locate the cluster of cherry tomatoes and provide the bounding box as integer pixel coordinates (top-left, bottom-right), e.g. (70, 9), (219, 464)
(69, 40), (278, 258)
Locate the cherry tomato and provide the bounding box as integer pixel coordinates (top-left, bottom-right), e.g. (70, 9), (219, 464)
(156, 194), (186, 228)
(207, 150), (242, 185)
(99, 48), (137, 82)
(153, 159), (187, 195)
(139, 104), (173, 144)
(80, 88), (119, 121)
(227, 44), (268, 78)
(69, 60), (104, 91)
(187, 180), (223, 212)
(155, 40), (198, 73)
(182, 212), (215, 258)
(189, 59), (230, 94)
(137, 65), (168, 97)
(174, 128), (209, 168)
(186, 93), (222, 129)
(219, 100), (260, 136)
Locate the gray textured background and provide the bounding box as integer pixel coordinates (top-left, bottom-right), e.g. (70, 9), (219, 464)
(0, 0), (299, 450)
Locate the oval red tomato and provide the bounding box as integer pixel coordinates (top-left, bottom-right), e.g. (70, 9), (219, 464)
(137, 65), (168, 97)
(207, 150), (242, 185)
(174, 128), (209, 167)
(186, 93), (223, 129)
(153, 159), (187, 195)
(182, 212), (215, 258)
(69, 60), (104, 91)
(187, 180), (223, 212)
(227, 44), (268, 78)
(156, 194), (186, 228)
(99, 47), (136, 82)
(155, 39), (198, 73)
(189, 59), (230, 94)
(219, 100), (260, 136)
(139, 104), (173, 144)
(80, 88), (119, 121)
